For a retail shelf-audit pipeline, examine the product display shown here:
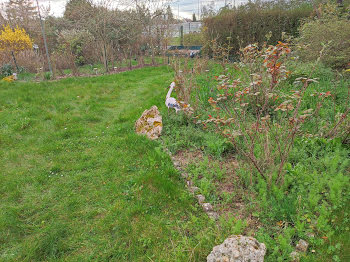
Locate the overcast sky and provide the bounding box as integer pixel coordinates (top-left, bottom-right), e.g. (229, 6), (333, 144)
(0, 0), (246, 19)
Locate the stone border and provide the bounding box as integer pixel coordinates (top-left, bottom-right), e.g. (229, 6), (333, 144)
(163, 147), (220, 220)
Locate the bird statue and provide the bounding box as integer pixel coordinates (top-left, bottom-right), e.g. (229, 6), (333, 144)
(165, 82), (181, 114)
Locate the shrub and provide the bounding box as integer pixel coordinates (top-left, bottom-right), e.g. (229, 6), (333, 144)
(57, 29), (94, 67)
(14, 50), (44, 73)
(172, 57), (209, 105)
(202, 1), (312, 57)
(197, 42), (337, 188)
(1, 63), (13, 77)
(0, 24), (33, 71)
(51, 50), (78, 76)
(297, 3), (350, 69)
(183, 32), (203, 46)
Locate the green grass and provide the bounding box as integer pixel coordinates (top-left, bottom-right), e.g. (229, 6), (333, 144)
(0, 66), (243, 261)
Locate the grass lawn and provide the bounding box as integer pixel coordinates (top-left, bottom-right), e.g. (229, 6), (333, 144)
(0, 66), (240, 261)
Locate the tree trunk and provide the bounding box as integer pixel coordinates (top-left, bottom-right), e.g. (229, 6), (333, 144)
(102, 42), (108, 73)
(129, 50), (132, 69)
(11, 51), (19, 72)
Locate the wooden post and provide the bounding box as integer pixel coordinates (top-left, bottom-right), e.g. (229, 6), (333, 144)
(180, 25), (184, 46)
(35, 0), (52, 76)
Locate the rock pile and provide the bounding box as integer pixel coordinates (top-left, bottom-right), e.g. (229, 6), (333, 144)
(135, 106), (162, 140)
(207, 235), (266, 262)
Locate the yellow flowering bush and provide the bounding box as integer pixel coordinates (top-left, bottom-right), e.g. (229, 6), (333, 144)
(2, 75), (15, 82)
(0, 25), (33, 52)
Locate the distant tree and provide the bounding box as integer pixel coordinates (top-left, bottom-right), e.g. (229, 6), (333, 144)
(166, 5), (174, 21)
(0, 24), (33, 70)
(64, 0), (94, 27)
(201, 3), (216, 18)
(87, 1), (139, 71)
(192, 13), (197, 22)
(0, 13), (5, 27)
(5, 0), (37, 24)
(44, 16), (71, 51)
(134, 0), (172, 64)
(4, 0), (41, 51)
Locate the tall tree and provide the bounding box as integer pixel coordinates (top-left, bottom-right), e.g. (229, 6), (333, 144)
(0, 13), (5, 27)
(201, 3), (216, 19)
(4, 0), (40, 48)
(166, 5), (174, 22)
(5, 0), (37, 26)
(84, 0), (138, 71)
(133, 0), (172, 64)
(64, 0), (94, 27)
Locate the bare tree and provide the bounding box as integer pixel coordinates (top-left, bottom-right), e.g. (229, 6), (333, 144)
(0, 5), (6, 27)
(79, 0), (135, 72)
(133, 0), (174, 64)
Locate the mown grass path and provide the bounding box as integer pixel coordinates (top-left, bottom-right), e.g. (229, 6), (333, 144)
(0, 67), (232, 261)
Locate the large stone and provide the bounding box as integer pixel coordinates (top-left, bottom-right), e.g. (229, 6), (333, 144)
(190, 186), (200, 194)
(296, 239), (308, 253)
(290, 251), (300, 262)
(135, 106), (162, 140)
(196, 194), (205, 204)
(207, 235), (266, 262)
(202, 203), (213, 212)
(207, 211), (220, 220)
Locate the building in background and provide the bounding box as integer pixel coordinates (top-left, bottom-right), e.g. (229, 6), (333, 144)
(171, 22), (202, 37)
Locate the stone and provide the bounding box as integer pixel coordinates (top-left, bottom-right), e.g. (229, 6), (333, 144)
(202, 203), (213, 212)
(196, 194), (205, 204)
(207, 211), (219, 220)
(181, 172), (188, 178)
(296, 239), (309, 253)
(306, 232), (315, 238)
(207, 235), (266, 262)
(290, 251), (300, 262)
(135, 106), (162, 140)
(190, 186), (200, 193)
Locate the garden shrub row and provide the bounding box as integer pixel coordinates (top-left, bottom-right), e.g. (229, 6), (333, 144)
(202, 1), (313, 57)
(297, 3), (350, 69)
